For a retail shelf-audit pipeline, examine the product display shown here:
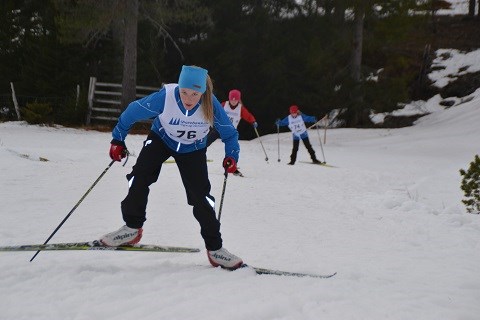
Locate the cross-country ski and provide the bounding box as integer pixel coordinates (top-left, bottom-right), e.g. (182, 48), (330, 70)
(0, 241), (335, 278)
(299, 160), (337, 168)
(0, 241), (200, 253)
(240, 264), (336, 278)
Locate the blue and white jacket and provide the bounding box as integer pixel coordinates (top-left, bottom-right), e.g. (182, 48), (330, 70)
(112, 84), (240, 162)
(277, 113), (316, 140)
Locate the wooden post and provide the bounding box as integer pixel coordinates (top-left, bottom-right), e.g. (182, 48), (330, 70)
(86, 77), (96, 125)
(10, 82), (21, 120)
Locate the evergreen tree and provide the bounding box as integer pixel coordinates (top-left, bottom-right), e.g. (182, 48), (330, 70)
(460, 155), (480, 214)
(0, 0), (88, 124)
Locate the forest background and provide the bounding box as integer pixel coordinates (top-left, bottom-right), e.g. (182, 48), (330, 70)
(1, 0), (479, 139)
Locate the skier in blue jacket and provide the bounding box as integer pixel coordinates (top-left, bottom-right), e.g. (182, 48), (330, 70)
(100, 65), (243, 270)
(276, 105), (322, 165)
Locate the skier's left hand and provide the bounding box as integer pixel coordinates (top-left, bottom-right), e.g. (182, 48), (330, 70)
(223, 157), (237, 173)
(252, 122), (258, 128)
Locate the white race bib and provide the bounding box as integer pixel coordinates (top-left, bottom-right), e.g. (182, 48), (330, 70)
(159, 84), (210, 144)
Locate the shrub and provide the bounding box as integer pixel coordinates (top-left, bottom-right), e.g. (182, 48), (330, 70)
(53, 99), (88, 126)
(22, 102), (53, 125)
(460, 155), (480, 214)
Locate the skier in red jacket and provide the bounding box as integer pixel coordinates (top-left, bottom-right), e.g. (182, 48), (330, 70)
(206, 89), (258, 176)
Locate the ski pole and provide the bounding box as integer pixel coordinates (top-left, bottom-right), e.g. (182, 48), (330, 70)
(253, 127), (269, 162)
(323, 114), (328, 144)
(276, 123), (281, 162)
(30, 160), (116, 262)
(217, 168), (228, 222)
(316, 124), (327, 163)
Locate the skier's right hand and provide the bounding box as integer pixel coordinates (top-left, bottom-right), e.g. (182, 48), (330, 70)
(109, 139), (127, 161)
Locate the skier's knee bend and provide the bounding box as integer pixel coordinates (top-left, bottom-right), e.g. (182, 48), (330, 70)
(126, 172), (158, 188)
(187, 193), (214, 208)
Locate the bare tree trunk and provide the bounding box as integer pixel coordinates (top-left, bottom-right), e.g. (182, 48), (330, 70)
(351, 3), (364, 83)
(121, 0), (138, 109)
(468, 0), (476, 18)
(430, 1), (437, 33)
(350, 1), (365, 126)
(333, 1), (346, 24)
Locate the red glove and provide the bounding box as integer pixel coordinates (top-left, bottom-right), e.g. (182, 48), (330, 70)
(109, 140), (127, 161)
(223, 157), (237, 173)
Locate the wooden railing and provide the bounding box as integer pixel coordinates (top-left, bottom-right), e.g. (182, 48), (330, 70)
(86, 77), (160, 125)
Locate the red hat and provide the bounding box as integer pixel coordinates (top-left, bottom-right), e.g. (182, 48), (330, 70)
(229, 89), (241, 101)
(289, 105), (299, 114)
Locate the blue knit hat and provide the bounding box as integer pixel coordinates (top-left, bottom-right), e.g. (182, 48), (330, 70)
(178, 65), (208, 93)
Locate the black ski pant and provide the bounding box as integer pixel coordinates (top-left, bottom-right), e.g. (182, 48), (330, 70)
(121, 131), (222, 251)
(290, 136), (317, 164)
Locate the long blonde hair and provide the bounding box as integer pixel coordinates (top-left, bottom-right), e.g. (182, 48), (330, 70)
(201, 75), (214, 125)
